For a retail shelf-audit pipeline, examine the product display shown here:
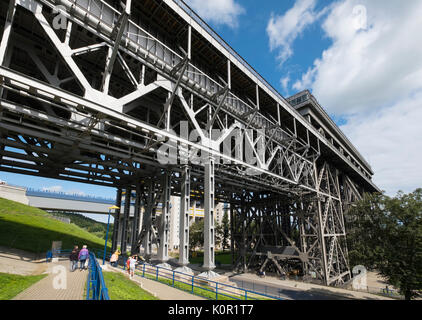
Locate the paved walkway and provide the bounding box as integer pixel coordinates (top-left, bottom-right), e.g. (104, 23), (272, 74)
(13, 259), (87, 300)
(103, 264), (205, 300)
(0, 246), (47, 276)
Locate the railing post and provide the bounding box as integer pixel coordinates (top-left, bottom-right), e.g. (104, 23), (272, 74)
(156, 267), (159, 281)
(191, 276), (194, 294)
(172, 271), (175, 287)
(216, 283), (218, 300)
(143, 263), (145, 277)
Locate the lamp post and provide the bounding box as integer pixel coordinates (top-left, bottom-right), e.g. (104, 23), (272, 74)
(103, 205), (119, 265)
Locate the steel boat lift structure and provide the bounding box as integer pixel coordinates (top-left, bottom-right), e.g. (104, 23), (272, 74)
(0, 0), (378, 286)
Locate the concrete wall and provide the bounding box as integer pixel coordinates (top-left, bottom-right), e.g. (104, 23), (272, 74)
(0, 184), (29, 205)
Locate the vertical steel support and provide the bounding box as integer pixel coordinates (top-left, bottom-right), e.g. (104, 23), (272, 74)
(130, 183), (142, 255)
(299, 201), (309, 276)
(203, 156), (216, 270)
(143, 182), (154, 257)
(120, 187), (131, 254)
(178, 165), (190, 266)
(315, 166), (329, 285)
(187, 25), (192, 60)
(0, 0), (16, 66)
(158, 171), (171, 262)
(230, 197), (234, 266)
(277, 103), (281, 126)
(227, 60), (231, 90)
(111, 188), (122, 253)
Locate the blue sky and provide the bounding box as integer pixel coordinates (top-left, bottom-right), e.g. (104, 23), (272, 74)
(2, 0), (422, 222)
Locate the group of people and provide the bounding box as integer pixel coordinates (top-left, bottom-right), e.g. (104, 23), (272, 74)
(108, 250), (147, 279)
(126, 255), (139, 279)
(69, 245), (90, 272)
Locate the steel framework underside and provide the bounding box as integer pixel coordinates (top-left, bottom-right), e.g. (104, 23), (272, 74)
(0, 0), (377, 286)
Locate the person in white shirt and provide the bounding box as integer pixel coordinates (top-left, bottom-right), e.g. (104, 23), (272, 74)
(129, 256), (137, 278)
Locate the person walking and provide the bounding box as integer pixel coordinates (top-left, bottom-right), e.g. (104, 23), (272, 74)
(69, 246), (79, 272)
(129, 256), (138, 279)
(78, 245), (89, 271)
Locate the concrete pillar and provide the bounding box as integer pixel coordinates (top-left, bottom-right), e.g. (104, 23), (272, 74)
(111, 188), (122, 253)
(203, 157), (216, 270)
(178, 166), (190, 266)
(158, 171), (171, 262)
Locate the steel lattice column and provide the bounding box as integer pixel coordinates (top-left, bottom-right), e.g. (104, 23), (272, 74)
(120, 187), (131, 254)
(179, 165), (190, 266)
(203, 156), (216, 270)
(143, 181), (154, 257)
(0, 0), (16, 66)
(111, 188), (122, 253)
(158, 171), (171, 262)
(130, 183), (142, 255)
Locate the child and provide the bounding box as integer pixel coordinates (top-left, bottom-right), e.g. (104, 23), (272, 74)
(129, 256), (137, 279)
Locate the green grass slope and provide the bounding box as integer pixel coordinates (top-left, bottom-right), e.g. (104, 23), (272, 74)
(0, 272), (47, 300)
(103, 272), (158, 300)
(0, 197), (111, 254)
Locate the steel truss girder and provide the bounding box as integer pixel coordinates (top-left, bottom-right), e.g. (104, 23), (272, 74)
(0, 0), (372, 287)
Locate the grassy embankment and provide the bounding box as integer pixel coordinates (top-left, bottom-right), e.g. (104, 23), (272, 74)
(0, 197), (111, 254)
(0, 273), (48, 300)
(102, 271), (158, 300)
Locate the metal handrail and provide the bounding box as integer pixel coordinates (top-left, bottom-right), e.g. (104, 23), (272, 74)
(45, 249), (111, 300)
(49, 0), (299, 145)
(119, 261), (281, 301)
(27, 188), (116, 204)
(86, 251), (110, 300)
(173, 0), (289, 104)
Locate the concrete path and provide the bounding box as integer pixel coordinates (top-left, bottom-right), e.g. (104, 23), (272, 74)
(103, 264), (205, 300)
(0, 246), (47, 276)
(13, 259), (87, 300)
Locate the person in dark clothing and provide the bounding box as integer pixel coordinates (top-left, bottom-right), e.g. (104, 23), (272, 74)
(69, 246), (79, 272)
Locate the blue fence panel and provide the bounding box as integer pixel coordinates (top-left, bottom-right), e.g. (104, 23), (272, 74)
(86, 251), (110, 300)
(121, 261), (282, 301)
(45, 249), (110, 300)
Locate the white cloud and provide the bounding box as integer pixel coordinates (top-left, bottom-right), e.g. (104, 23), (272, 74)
(280, 76), (291, 94)
(291, 0), (422, 195)
(267, 0), (324, 66)
(184, 0), (245, 28)
(294, 0), (422, 115)
(340, 92), (422, 196)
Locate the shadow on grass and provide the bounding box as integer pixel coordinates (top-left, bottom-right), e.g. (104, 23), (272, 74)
(0, 218), (109, 257)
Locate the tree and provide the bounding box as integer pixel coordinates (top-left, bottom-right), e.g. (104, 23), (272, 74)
(221, 211), (230, 252)
(189, 219), (204, 253)
(347, 189), (422, 300)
